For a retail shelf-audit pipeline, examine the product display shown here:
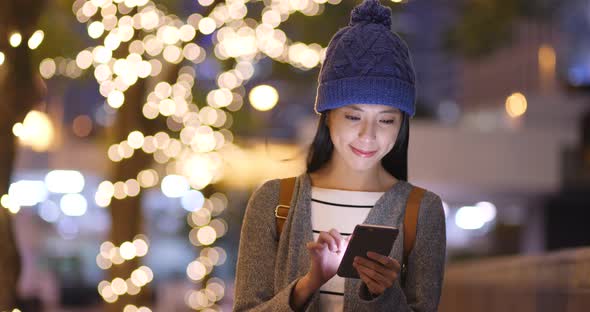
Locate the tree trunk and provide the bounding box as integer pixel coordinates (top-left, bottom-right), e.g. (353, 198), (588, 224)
(0, 0), (45, 308)
(0, 126), (22, 310)
(106, 76), (154, 311)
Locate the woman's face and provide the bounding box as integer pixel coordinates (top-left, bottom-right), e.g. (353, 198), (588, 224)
(327, 104), (402, 172)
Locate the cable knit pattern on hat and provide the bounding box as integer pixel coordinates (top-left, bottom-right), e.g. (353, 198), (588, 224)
(314, 0), (417, 117)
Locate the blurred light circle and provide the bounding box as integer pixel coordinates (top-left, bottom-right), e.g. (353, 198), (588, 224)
(197, 226), (217, 245)
(60, 194), (88, 217)
(198, 17), (216, 35)
(39, 58), (56, 79)
(119, 241), (137, 260)
(9, 180), (47, 206)
(57, 217), (79, 240)
(161, 175), (189, 198)
(249, 85), (278, 111)
(475, 201), (497, 223)
(187, 260), (207, 281)
(38, 200), (60, 223)
(45, 170), (85, 194)
(181, 190), (205, 212)
(455, 205), (487, 230)
(505, 92), (527, 118)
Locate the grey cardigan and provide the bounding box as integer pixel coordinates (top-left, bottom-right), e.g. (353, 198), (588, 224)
(233, 173), (446, 311)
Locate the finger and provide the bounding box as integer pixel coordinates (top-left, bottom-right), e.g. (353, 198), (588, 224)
(354, 261), (391, 286)
(328, 229), (343, 251)
(354, 256), (389, 276)
(356, 265), (386, 295)
(317, 231), (338, 252)
(306, 242), (327, 252)
(366, 252), (401, 271)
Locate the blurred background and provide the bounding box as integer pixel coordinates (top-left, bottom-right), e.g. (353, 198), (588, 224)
(0, 0), (589, 311)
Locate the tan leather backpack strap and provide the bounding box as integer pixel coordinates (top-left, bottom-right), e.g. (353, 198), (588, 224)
(403, 186), (426, 269)
(275, 177), (296, 238)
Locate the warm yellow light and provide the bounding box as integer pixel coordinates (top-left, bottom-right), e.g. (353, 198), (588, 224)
(161, 26), (180, 45)
(28, 30), (45, 50)
(1, 194), (20, 214)
(179, 25), (196, 42)
(9, 32), (22, 47)
(206, 88), (233, 108)
(96, 254), (112, 270)
(183, 43), (202, 62)
(127, 131), (145, 149)
(75, 50), (93, 70)
(93, 45), (112, 64)
(125, 179), (140, 197)
(104, 33), (122, 50)
(137, 169), (159, 188)
(14, 110), (55, 152)
(131, 269), (148, 286)
(120, 241), (137, 260)
(235, 61), (254, 80)
(107, 90), (125, 108)
(133, 238), (149, 257)
(123, 304), (138, 312)
(140, 266), (154, 283)
(88, 21), (105, 39)
(163, 45), (182, 63)
(538, 44), (556, 73)
(197, 226), (217, 245)
(39, 58), (57, 79)
(111, 277), (128, 295)
(198, 0), (215, 6)
(198, 17), (216, 35)
(113, 181), (126, 200)
(262, 10), (281, 27)
(505, 92), (527, 118)
(249, 85), (279, 111)
(0, 51), (5, 65)
(126, 279), (141, 295)
(139, 10), (159, 30)
(186, 260), (207, 281)
(159, 99), (176, 116)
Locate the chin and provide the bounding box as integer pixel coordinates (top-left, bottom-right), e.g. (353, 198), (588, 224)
(346, 159), (380, 172)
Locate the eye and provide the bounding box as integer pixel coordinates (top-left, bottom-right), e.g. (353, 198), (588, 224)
(345, 114), (360, 121)
(380, 119), (395, 125)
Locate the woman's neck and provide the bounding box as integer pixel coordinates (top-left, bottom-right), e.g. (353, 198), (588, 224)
(309, 164), (398, 192)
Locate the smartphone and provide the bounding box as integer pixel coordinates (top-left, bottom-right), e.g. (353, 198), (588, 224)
(336, 224), (399, 279)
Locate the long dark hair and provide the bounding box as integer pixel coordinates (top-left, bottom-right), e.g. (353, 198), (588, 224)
(306, 111), (410, 181)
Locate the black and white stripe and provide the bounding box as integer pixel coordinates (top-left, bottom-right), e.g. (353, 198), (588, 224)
(310, 186), (384, 311)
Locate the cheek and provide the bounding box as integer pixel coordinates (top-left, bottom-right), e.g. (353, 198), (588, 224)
(380, 128), (399, 152)
(330, 123), (355, 146)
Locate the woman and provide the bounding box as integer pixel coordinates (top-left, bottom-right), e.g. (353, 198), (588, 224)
(233, 0), (446, 311)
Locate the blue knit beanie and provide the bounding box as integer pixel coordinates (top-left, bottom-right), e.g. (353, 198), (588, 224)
(314, 0), (417, 117)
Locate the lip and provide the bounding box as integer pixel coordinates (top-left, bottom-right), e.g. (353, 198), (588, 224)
(350, 145), (377, 158)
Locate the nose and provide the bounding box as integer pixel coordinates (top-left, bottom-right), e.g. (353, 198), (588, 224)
(358, 119), (377, 142)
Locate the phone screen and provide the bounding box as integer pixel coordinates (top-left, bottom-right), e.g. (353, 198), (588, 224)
(337, 224), (399, 279)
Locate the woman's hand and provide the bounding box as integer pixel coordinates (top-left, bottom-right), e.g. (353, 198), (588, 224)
(353, 251), (401, 297)
(304, 229), (348, 289)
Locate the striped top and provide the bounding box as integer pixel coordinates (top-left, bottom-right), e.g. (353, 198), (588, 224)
(310, 186), (385, 312)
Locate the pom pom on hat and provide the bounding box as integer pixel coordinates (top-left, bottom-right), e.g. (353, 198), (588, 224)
(350, 0), (392, 28)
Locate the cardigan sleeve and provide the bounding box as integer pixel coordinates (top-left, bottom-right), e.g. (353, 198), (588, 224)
(232, 179), (314, 312)
(351, 190), (447, 311)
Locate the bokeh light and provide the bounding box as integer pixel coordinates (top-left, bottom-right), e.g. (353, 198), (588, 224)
(505, 92), (527, 118)
(249, 85), (279, 111)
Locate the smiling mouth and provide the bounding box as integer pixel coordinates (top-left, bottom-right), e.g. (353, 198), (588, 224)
(350, 146), (377, 158)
